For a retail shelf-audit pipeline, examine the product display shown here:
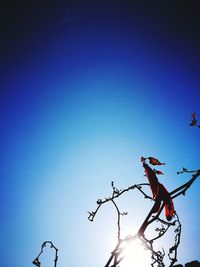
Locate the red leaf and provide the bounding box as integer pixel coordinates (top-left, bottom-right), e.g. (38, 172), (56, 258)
(148, 157), (166, 166)
(191, 112), (196, 119)
(143, 162), (175, 220)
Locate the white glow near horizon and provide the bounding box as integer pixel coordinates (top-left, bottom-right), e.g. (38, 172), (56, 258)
(120, 239), (151, 267)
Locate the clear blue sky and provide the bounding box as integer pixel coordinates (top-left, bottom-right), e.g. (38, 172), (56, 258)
(1, 2), (200, 267)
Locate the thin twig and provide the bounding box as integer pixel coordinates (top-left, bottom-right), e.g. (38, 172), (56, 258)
(88, 182), (152, 222)
(32, 241), (58, 267)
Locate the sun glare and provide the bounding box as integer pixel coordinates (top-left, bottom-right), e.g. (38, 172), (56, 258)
(120, 239), (151, 267)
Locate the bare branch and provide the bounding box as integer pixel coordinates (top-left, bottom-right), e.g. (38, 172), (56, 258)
(88, 168), (199, 267)
(88, 182), (152, 222)
(170, 169), (200, 199)
(32, 241), (58, 267)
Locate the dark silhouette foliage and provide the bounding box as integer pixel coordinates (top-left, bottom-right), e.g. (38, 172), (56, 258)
(33, 114), (199, 266)
(88, 159), (200, 267)
(185, 261), (200, 267)
(174, 261), (200, 267)
(142, 157), (174, 221)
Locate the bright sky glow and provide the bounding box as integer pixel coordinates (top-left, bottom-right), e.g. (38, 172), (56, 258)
(120, 239), (151, 267)
(1, 4), (200, 267)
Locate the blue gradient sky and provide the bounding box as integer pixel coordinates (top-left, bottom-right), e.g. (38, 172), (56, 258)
(1, 2), (200, 267)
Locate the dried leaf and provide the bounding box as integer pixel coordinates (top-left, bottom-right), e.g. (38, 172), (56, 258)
(148, 157), (166, 166)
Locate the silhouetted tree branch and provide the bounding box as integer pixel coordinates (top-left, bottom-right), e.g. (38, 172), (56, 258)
(32, 241), (58, 267)
(88, 164), (200, 267)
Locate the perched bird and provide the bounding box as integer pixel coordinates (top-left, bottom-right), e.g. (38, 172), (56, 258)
(148, 157), (166, 166)
(142, 161), (174, 221)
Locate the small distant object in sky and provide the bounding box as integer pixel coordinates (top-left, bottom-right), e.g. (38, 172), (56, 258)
(190, 112), (200, 128)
